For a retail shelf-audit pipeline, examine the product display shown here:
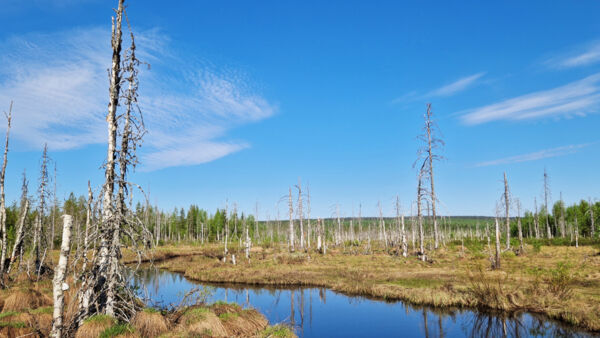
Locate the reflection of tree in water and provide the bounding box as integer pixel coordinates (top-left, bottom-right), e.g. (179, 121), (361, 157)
(131, 269), (593, 338)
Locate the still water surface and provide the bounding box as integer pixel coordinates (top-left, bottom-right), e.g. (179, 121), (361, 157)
(130, 268), (594, 338)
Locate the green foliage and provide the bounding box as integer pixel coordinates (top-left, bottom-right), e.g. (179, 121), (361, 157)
(84, 314), (116, 325)
(545, 261), (575, 297)
(100, 324), (135, 338)
(344, 240), (360, 247)
(30, 306), (53, 314)
(261, 325), (295, 337)
(532, 240), (542, 253)
(218, 312), (239, 321)
(0, 321), (26, 328)
(0, 311), (19, 320)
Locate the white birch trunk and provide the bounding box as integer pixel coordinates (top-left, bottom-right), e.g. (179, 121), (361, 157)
(51, 215), (73, 338)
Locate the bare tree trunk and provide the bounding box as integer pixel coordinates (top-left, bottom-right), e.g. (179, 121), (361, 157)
(245, 216), (250, 260)
(534, 198), (539, 239)
(493, 217), (501, 269)
(297, 179), (304, 250)
(544, 168), (552, 239)
(559, 192), (566, 238)
(288, 188), (294, 252)
(397, 196), (408, 257)
(0, 102), (11, 275)
(223, 201), (229, 262)
(82, 181), (93, 272)
(306, 184), (311, 249)
(424, 104), (440, 250)
(98, 0), (124, 318)
(7, 199), (28, 275)
(378, 201), (388, 249)
(51, 215), (73, 338)
(575, 215), (579, 248)
(417, 161), (426, 261)
(516, 198), (524, 254)
(316, 218), (322, 253)
(503, 172), (510, 249)
(51, 164), (57, 251)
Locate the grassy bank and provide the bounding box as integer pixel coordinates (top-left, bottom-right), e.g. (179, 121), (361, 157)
(0, 272), (295, 337)
(151, 241), (600, 333)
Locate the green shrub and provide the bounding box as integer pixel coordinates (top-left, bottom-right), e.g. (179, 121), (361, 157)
(545, 261), (574, 297)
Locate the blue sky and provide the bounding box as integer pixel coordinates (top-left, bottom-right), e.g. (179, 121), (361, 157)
(0, 0), (599, 218)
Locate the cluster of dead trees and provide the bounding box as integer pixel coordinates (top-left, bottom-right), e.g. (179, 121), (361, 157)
(0, 1), (150, 336)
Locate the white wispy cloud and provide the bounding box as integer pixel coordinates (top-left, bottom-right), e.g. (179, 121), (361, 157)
(475, 143), (592, 167)
(460, 73), (600, 125)
(426, 72), (486, 97)
(0, 27), (276, 171)
(546, 40), (600, 69)
(392, 72), (485, 104)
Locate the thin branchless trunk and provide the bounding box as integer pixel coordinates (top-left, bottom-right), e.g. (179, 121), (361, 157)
(417, 160), (426, 261)
(544, 169), (552, 238)
(494, 218), (501, 269)
(288, 188), (294, 252)
(397, 196), (408, 257)
(503, 172), (510, 249)
(82, 181), (92, 272)
(306, 184), (311, 249)
(51, 215), (73, 338)
(378, 201), (387, 249)
(516, 199), (524, 253)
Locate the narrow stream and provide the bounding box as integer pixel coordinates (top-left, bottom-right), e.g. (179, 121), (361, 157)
(130, 268), (594, 337)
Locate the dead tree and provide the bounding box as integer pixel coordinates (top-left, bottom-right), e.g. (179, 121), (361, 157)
(51, 164), (57, 251)
(516, 198), (524, 254)
(503, 172), (511, 250)
(378, 201), (387, 249)
(32, 144), (50, 277)
(306, 184), (311, 249)
(559, 192), (566, 238)
(0, 102), (11, 275)
(72, 1), (150, 327)
(7, 171), (28, 274)
(534, 198), (540, 239)
(51, 215), (73, 338)
(288, 187), (294, 252)
(416, 160), (427, 261)
(543, 168), (552, 238)
(417, 103), (444, 250)
(244, 215), (250, 260)
(296, 179), (304, 250)
(397, 196), (408, 257)
(493, 217), (501, 270)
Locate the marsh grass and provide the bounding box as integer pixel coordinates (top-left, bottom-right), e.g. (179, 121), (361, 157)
(154, 242), (600, 332)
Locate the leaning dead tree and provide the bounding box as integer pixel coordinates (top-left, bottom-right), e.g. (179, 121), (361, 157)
(70, 0), (150, 329)
(7, 171), (28, 275)
(417, 103), (444, 250)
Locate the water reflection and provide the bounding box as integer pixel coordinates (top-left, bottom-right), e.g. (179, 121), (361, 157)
(129, 268), (594, 338)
